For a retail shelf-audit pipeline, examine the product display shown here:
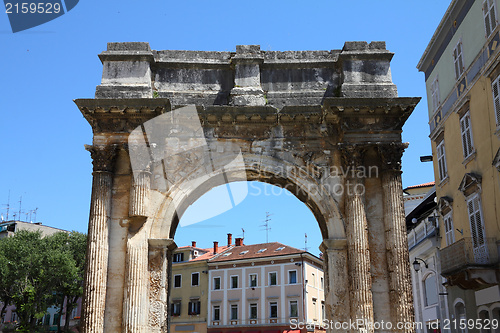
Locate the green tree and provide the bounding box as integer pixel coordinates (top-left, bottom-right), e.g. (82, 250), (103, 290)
(0, 230), (87, 332)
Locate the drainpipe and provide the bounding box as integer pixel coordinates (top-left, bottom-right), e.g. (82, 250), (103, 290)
(301, 253), (306, 327)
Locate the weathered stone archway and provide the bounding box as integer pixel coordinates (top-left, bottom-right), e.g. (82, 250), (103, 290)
(75, 42), (419, 332)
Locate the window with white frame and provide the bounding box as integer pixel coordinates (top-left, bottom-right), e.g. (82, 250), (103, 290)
(491, 74), (500, 126)
(444, 212), (455, 246)
(460, 111), (474, 159)
(191, 272), (199, 286)
(453, 40), (465, 79)
(424, 274), (438, 306)
(213, 276), (221, 290)
(213, 305), (220, 321)
(173, 253), (184, 262)
(249, 303), (258, 319)
(468, 193), (488, 262)
(289, 300), (298, 318)
(483, 0), (498, 37)
(174, 274), (182, 288)
(231, 275), (238, 289)
(455, 302), (468, 333)
(437, 139), (448, 181)
(231, 304), (238, 320)
(431, 76), (440, 111)
(249, 273), (257, 287)
(270, 302), (278, 318)
(188, 300), (200, 315)
(269, 272), (277, 286)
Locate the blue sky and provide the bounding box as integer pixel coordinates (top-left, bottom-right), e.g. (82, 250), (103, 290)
(0, 0), (450, 252)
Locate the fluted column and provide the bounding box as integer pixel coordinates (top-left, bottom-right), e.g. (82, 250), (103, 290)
(123, 235), (149, 333)
(81, 144), (117, 333)
(340, 145), (374, 333)
(129, 169), (151, 217)
(320, 239), (350, 333)
(379, 143), (414, 332)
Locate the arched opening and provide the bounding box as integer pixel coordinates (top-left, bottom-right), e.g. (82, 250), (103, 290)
(169, 181), (326, 333)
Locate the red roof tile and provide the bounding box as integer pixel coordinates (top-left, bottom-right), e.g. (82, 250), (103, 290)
(209, 242), (305, 262)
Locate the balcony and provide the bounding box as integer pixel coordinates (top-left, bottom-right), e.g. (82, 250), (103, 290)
(407, 217), (437, 250)
(440, 238), (499, 289)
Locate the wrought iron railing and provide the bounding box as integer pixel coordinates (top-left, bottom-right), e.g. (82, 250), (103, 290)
(440, 238), (498, 274)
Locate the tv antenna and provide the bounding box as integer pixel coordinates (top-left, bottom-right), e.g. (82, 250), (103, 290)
(304, 233), (309, 252)
(241, 228), (245, 241)
(260, 212), (273, 243)
(18, 196), (22, 222)
(2, 190), (11, 221)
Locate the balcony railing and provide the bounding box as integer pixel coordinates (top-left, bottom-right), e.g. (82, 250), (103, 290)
(407, 218), (437, 249)
(440, 238), (498, 275)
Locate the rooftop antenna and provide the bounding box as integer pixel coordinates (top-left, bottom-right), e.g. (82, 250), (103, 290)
(33, 208), (38, 223)
(241, 228), (245, 241)
(18, 196), (22, 222)
(2, 190), (10, 220)
(304, 233), (308, 252)
(260, 212), (273, 243)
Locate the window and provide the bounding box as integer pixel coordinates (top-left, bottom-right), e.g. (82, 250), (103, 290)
(231, 275), (238, 289)
(213, 305), (220, 321)
(455, 302), (467, 333)
(444, 212), (455, 246)
(52, 313), (60, 326)
(431, 76), (440, 111)
(311, 273), (316, 287)
(491, 74), (500, 126)
(249, 274), (257, 287)
(269, 272), (277, 286)
(275, 246), (285, 251)
(257, 248), (267, 253)
(290, 300), (298, 318)
(213, 277), (221, 290)
(437, 139), (448, 181)
(453, 40), (465, 79)
(173, 253), (184, 263)
(460, 111), (474, 159)
(191, 272), (199, 286)
(171, 301), (181, 316)
(270, 302), (278, 318)
(174, 274), (182, 288)
(320, 277), (324, 289)
(250, 303), (258, 319)
(424, 274), (438, 306)
(288, 270), (297, 284)
(468, 193), (488, 262)
(231, 304), (238, 320)
(239, 250), (249, 255)
(483, 0), (498, 37)
(312, 299), (317, 319)
(321, 302), (325, 320)
(188, 300), (201, 315)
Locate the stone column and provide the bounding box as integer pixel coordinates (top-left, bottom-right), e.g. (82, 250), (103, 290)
(379, 143), (415, 332)
(129, 168), (151, 217)
(340, 145), (374, 333)
(320, 239), (350, 333)
(123, 233), (149, 333)
(81, 144), (117, 333)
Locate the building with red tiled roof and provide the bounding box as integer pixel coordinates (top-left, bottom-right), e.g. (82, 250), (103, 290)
(207, 241), (324, 333)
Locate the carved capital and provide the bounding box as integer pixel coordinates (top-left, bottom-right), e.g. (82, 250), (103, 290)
(338, 144), (367, 169)
(85, 144), (118, 173)
(377, 142), (408, 172)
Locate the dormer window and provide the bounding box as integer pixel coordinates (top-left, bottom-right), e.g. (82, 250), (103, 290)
(173, 253), (184, 263)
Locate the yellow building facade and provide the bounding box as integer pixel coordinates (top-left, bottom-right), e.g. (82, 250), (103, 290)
(418, 0), (500, 326)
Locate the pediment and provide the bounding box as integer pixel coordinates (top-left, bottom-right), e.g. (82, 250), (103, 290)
(458, 173), (482, 197)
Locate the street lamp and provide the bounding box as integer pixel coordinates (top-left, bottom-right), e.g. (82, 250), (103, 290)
(413, 258), (428, 272)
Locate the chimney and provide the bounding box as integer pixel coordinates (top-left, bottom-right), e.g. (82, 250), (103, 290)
(235, 238), (243, 246)
(227, 233), (232, 246)
(213, 241), (218, 254)
(192, 241), (197, 247)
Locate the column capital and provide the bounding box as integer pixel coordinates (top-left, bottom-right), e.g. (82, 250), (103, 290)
(338, 143), (367, 169)
(377, 142), (408, 172)
(320, 238), (347, 252)
(85, 144), (118, 173)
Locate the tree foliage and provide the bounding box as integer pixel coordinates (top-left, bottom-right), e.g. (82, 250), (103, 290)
(0, 230), (87, 332)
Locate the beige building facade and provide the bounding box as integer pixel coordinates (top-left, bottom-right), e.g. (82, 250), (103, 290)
(418, 0), (500, 329)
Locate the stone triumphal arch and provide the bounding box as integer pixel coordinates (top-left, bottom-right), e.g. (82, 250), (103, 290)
(75, 42), (420, 332)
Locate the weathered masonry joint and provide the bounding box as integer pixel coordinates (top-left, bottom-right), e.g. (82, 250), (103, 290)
(75, 42), (420, 332)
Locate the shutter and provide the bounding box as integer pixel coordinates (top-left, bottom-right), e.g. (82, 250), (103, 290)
(492, 76), (500, 125)
(468, 198), (478, 248)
